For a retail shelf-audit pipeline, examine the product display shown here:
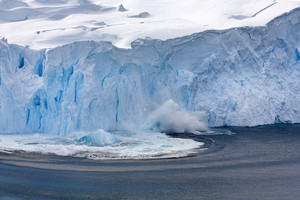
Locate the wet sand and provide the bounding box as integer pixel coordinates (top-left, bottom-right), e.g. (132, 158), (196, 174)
(0, 124), (300, 200)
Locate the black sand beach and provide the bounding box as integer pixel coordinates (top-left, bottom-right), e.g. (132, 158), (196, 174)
(0, 124), (300, 200)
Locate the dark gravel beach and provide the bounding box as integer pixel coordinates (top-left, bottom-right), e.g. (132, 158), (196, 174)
(0, 124), (300, 200)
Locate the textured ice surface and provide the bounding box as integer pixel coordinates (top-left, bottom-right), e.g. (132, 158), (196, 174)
(0, 0), (299, 49)
(78, 129), (121, 146)
(1, 3), (300, 160)
(0, 8), (300, 135)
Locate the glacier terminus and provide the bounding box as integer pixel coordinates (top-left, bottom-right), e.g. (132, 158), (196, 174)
(1, 1), (300, 199)
(0, 8), (299, 135)
(0, 1), (299, 160)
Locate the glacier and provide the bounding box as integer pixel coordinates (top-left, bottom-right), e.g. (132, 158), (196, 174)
(0, 7), (300, 136)
(1, 0), (299, 49)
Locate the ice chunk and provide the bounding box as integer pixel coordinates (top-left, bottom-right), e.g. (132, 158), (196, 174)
(78, 129), (121, 146)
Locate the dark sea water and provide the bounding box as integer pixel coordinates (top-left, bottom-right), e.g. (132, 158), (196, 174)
(0, 124), (299, 200)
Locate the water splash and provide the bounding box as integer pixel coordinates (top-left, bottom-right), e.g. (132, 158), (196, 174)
(146, 99), (208, 134)
(0, 130), (202, 159)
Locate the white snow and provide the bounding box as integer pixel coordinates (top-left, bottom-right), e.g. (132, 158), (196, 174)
(1, 5), (299, 134)
(0, 0), (299, 159)
(0, 0), (299, 49)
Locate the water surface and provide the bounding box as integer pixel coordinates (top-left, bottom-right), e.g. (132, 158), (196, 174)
(0, 124), (299, 200)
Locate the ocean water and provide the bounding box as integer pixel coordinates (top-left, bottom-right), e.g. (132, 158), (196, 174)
(0, 130), (203, 160)
(0, 124), (299, 200)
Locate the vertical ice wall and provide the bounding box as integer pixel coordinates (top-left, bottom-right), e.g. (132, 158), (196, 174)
(0, 8), (299, 135)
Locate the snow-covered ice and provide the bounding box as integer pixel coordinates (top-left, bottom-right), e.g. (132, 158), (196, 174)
(0, 0), (299, 159)
(0, 0), (299, 49)
(1, 7), (299, 135)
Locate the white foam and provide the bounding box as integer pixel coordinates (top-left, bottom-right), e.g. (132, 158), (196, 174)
(0, 130), (203, 159)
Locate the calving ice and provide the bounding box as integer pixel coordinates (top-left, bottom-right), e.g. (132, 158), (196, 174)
(0, 0), (299, 159)
(1, 7), (299, 134)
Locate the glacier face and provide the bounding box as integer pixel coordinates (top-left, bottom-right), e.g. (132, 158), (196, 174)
(0, 8), (300, 135)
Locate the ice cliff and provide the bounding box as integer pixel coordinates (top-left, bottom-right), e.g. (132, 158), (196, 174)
(0, 8), (299, 135)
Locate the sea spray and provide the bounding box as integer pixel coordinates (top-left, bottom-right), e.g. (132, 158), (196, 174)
(146, 99), (208, 134)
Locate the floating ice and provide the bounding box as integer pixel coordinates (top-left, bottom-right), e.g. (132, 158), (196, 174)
(77, 129), (121, 146)
(0, 131), (203, 159)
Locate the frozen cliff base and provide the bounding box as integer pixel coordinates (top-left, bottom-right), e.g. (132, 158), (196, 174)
(0, 8), (300, 135)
